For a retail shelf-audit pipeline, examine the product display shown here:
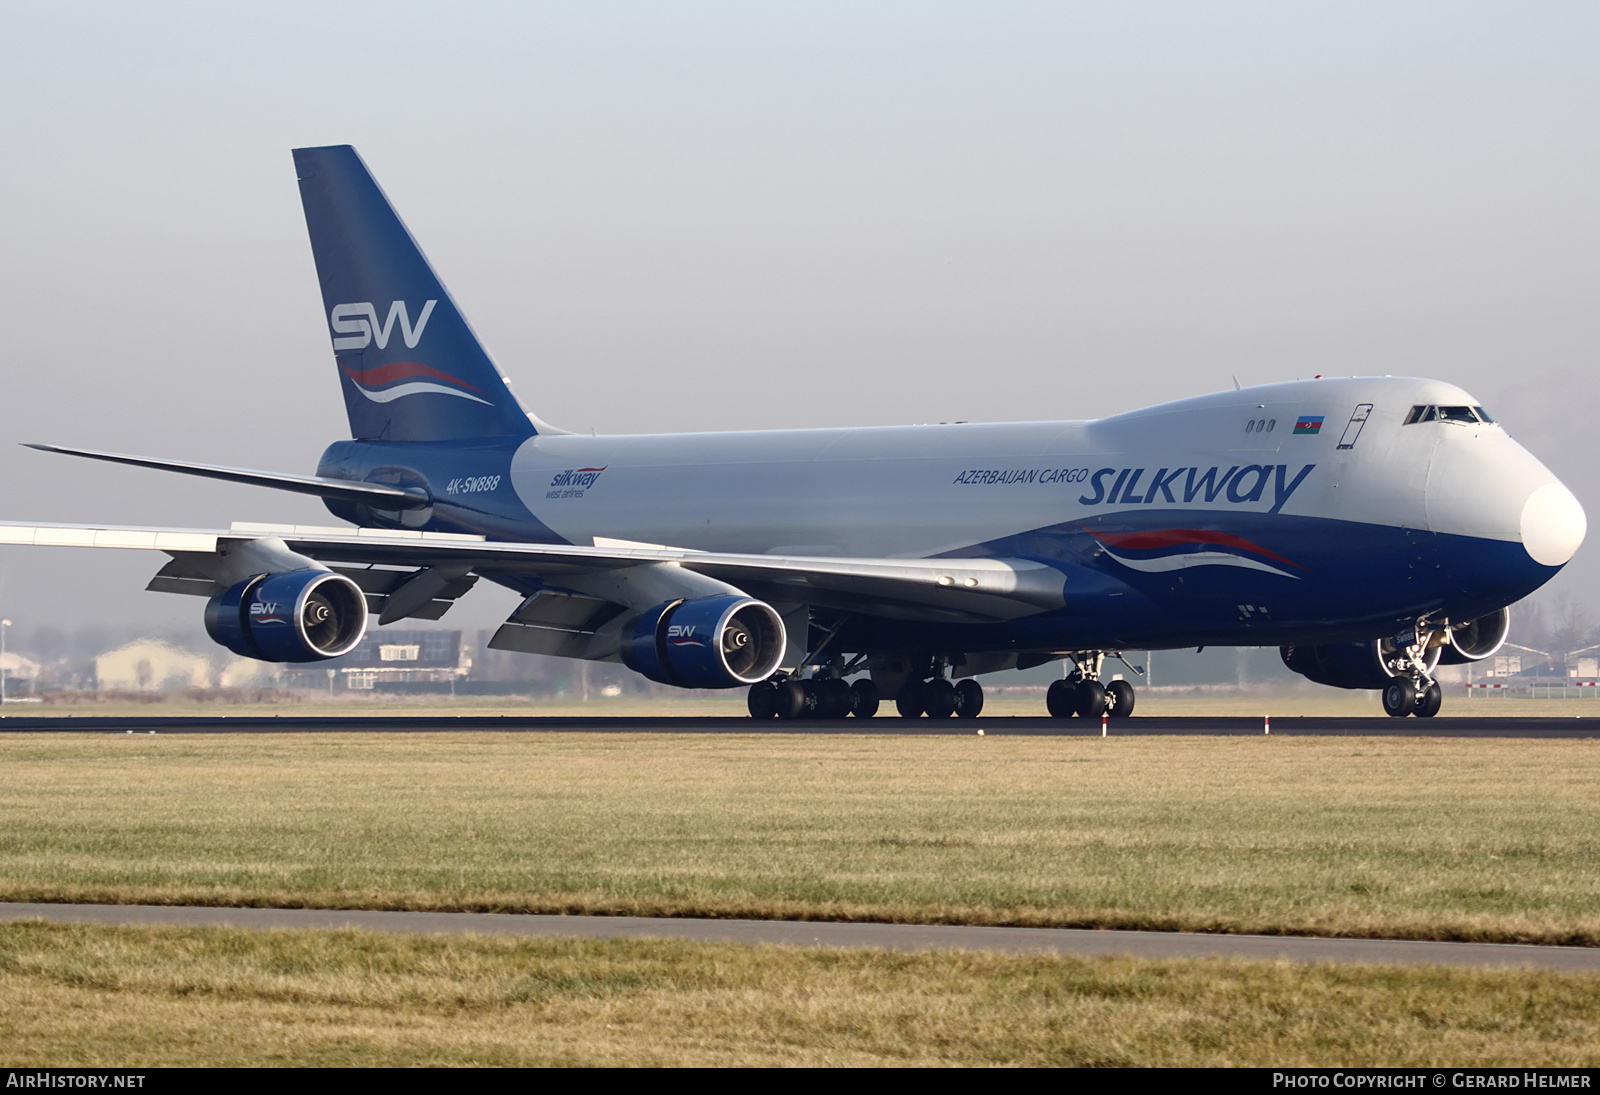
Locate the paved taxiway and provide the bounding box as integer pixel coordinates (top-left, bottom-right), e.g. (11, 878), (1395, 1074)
(4, 903), (1597, 972)
(2, 714), (1600, 736)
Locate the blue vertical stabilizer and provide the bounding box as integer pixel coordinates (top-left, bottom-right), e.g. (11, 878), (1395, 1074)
(293, 145), (541, 442)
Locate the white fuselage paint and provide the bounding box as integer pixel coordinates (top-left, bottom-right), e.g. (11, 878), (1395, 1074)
(502, 377), (1579, 565)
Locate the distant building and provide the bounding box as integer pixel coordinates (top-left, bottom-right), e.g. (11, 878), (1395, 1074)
(0, 651), (40, 681)
(1477, 642), (1553, 679)
(95, 640), (212, 691)
(283, 629), (469, 691)
(1564, 643), (1600, 680)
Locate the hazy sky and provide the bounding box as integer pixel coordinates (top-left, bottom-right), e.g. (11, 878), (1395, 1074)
(1, 2), (1596, 644)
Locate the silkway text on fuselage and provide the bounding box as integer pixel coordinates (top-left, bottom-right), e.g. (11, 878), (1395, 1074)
(951, 463), (1316, 517)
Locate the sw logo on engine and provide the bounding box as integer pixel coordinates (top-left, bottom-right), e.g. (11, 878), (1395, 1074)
(330, 300), (438, 351)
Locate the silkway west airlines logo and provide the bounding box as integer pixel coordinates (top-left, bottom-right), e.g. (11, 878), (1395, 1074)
(330, 300), (437, 351)
(329, 299), (491, 407)
(1086, 527), (1305, 579)
(546, 467), (608, 500)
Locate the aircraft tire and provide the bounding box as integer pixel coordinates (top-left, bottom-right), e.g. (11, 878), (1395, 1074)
(923, 678), (957, 718)
(1416, 681), (1443, 718)
(896, 679), (926, 718)
(1381, 679), (1418, 718)
(1106, 679), (1136, 719)
(1075, 680), (1109, 719)
(849, 678), (880, 718)
(817, 677), (852, 719)
(747, 680), (779, 719)
(775, 680), (809, 720)
(953, 678), (984, 718)
(1046, 679), (1077, 719)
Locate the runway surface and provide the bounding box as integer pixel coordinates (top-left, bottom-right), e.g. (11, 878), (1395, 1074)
(3, 902), (1597, 972)
(3, 713), (1600, 736)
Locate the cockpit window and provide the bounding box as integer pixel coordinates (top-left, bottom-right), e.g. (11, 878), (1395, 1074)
(1405, 404), (1493, 425)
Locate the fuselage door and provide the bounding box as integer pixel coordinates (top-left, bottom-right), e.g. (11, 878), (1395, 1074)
(1336, 404), (1373, 451)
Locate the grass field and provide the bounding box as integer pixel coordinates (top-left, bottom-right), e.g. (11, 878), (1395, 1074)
(3, 732), (1598, 944)
(9, 688), (1596, 718)
(3, 920), (1599, 1066)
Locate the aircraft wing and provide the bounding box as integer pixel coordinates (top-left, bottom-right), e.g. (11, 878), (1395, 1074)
(0, 520), (1069, 630)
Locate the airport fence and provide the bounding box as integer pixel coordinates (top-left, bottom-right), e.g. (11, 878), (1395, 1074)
(1465, 680), (1600, 699)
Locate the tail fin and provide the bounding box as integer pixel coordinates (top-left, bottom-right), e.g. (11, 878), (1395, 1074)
(293, 145), (545, 442)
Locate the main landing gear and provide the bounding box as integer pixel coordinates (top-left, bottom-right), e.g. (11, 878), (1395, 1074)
(747, 675), (880, 720)
(1045, 652), (1137, 720)
(893, 676), (984, 719)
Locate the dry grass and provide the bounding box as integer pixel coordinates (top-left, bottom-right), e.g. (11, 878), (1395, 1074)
(3, 920), (1599, 1066)
(8, 688), (1597, 718)
(1, 733), (1598, 944)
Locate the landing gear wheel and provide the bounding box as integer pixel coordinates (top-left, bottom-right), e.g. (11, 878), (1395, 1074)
(1075, 680), (1109, 719)
(923, 678), (957, 719)
(953, 679), (984, 718)
(1382, 679), (1419, 718)
(1046, 679), (1077, 719)
(895, 679), (926, 719)
(1415, 681), (1442, 718)
(747, 680), (779, 719)
(816, 678), (852, 719)
(775, 680), (809, 720)
(1105, 679), (1136, 719)
(849, 679), (880, 718)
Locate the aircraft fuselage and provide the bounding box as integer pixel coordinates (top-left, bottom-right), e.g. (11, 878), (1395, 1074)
(316, 374), (1581, 655)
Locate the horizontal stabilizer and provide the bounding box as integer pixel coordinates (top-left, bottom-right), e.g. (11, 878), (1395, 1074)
(24, 444), (431, 509)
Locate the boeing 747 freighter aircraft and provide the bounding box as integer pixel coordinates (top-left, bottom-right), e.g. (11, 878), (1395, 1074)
(3, 146), (1585, 719)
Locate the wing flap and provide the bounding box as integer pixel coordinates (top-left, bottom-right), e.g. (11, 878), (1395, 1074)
(489, 591), (628, 659)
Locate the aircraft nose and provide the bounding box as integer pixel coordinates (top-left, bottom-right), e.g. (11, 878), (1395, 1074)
(1520, 481), (1586, 567)
(1423, 429), (1584, 598)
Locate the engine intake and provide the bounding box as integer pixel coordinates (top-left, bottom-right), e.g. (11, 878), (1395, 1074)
(205, 570), (368, 662)
(1437, 608), (1511, 665)
(620, 595), (785, 689)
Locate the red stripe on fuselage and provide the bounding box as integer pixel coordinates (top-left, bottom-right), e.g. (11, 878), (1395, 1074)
(340, 361), (483, 393)
(1085, 526), (1302, 567)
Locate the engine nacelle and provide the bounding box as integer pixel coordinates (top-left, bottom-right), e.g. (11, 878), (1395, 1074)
(205, 570), (368, 662)
(1280, 638), (1442, 691)
(1437, 607), (1511, 665)
(619, 595), (785, 689)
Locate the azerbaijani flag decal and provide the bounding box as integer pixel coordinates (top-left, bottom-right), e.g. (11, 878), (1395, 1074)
(1293, 415), (1324, 434)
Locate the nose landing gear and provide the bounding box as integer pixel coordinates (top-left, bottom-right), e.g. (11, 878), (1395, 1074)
(1382, 677), (1443, 718)
(1380, 626), (1444, 718)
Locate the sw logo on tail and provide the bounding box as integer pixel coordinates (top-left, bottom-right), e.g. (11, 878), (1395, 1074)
(330, 300), (438, 351)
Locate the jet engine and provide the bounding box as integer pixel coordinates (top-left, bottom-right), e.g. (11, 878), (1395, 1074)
(205, 570), (368, 662)
(1436, 607), (1511, 665)
(1280, 638), (1442, 691)
(620, 595), (785, 689)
